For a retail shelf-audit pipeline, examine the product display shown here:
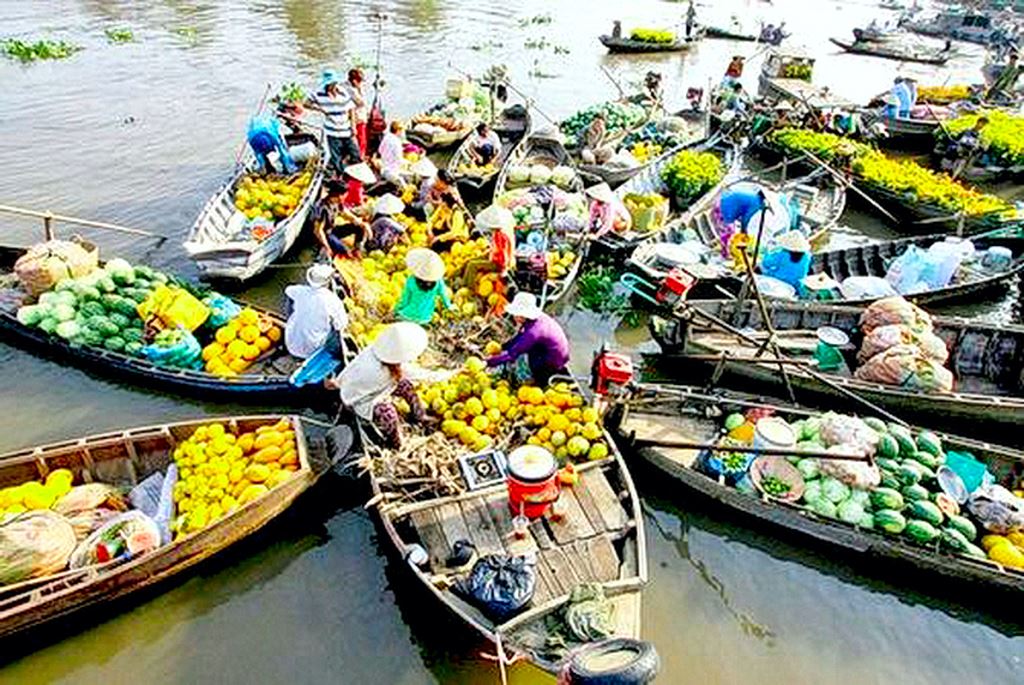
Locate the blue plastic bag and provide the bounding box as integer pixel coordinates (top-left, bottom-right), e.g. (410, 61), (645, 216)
(203, 293), (241, 328)
(141, 329), (202, 370)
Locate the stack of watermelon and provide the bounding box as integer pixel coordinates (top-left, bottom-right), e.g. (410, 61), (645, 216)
(15, 258), (173, 357)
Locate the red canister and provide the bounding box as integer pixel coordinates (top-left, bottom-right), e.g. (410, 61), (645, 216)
(506, 446), (559, 518)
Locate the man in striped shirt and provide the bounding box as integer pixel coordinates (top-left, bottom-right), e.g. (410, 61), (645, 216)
(309, 70), (361, 175)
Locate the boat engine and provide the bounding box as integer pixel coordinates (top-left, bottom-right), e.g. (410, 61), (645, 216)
(591, 347), (635, 399)
(655, 267), (696, 307)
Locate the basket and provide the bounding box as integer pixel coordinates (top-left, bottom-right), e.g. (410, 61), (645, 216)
(750, 457), (805, 502)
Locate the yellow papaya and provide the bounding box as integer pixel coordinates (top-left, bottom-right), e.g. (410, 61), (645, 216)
(279, 450), (299, 466)
(252, 445), (282, 464)
(244, 463), (270, 483)
(266, 470), (293, 488)
(989, 542), (1024, 568)
(238, 483), (269, 505)
(253, 432), (284, 450)
(236, 433), (255, 452)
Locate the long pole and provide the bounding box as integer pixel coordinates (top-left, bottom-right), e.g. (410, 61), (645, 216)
(801, 149), (900, 224)
(739, 249), (797, 403)
(0, 203), (165, 242)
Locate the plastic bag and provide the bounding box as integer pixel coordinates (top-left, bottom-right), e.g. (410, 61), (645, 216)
(967, 484), (1024, 534)
(839, 276), (897, 301)
(0, 510), (78, 584)
(14, 239), (98, 297)
(885, 245), (931, 294)
(141, 328), (202, 370)
(858, 324), (949, 364)
(137, 284), (210, 332)
(854, 344), (954, 392)
(860, 296), (932, 335)
(66, 509), (121, 541)
(455, 554), (536, 622)
(68, 511), (162, 569)
(818, 413), (880, 455)
(129, 472), (164, 517)
(818, 445), (881, 489)
(204, 294), (242, 328)
(53, 483), (129, 516)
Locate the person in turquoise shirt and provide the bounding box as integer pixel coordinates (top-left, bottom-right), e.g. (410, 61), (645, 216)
(394, 248), (453, 324)
(760, 230), (811, 291)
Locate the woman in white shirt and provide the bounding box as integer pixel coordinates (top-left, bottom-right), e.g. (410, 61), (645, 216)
(377, 120), (407, 188)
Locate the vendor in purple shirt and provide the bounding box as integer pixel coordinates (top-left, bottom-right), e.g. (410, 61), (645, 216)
(486, 292), (570, 385)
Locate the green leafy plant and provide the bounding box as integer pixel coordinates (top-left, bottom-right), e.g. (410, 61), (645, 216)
(660, 150), (724, 206)
(105, 28), (135, 44)
(3, 38), (81, 62)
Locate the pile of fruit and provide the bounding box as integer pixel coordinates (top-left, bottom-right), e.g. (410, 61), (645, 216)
(939, 110), (1024, 167)
(420, 357), (611, 463)
(769, 127), (1014, 219)
(546, 247), (579, 280)
(981, 531), (1024, 569)
(201, 307), (282, 377)
(780, 62), (812, 80)
(16, 258), (169, 356)
(560, 101), (648, 147)
(660, 149), (724, 206)
(456, 160), (497, 177)
(917, 84), (971, 104)
(629, 141), (663, 163)
(233, 170), (313, 222)
(0, 469), (75, 516)
(411, 114), (466, 132)
(170, 419), (299, 539)
(497, 186), (588, 232)
(629, 28), (676, 44)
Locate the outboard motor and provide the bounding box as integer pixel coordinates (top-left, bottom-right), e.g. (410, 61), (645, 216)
(591, 347), (635, 400)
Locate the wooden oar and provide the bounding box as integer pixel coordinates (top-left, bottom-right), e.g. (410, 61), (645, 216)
(630, 436), (871, 462)
(800, 150), (900, 225)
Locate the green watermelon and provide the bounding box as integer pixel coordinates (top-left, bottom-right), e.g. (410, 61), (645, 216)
(902, 484), (930, 502)
(87, 316), (118, 338)
(880, 474), (901, 490)
(875, 509), (907, 535)
(908, 450), (940, 471)
(121, 328), (144, 344)
(962, 542), (987, 559)
(857, 512), (875, 529)
(79, 286), (102, 302)
(863, 417), (887, 434)
(876, 456), (901, 473)
(908, 500), (944, 527)
(134, 265), (155, 280)
(904, 519), (940, 544)
(889, 425), (916, 457)
(125, 341), (144, 356)
(876, 434), (900, 460)
(108, 313), (132, 330)
(946, 514), (977, 542)
(103, 336), (126, 353)
(897, 463), (922, 487)
(870, 488), (905, 511)
(810, 498), (837, 519)
(916, 431), (942, 456)
(941, 528), (969, 553)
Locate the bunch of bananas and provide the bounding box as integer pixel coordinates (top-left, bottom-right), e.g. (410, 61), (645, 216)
(660, 150), (724, 206)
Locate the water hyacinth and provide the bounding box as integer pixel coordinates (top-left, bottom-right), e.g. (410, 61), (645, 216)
(3, 38), (81, 62)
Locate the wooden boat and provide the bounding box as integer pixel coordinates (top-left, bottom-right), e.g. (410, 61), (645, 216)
(829, 37), (950, 65)
(599, 34), (696, 54)
(623, 168), (846, 294)
(577, 110), (708, 189)
(361, 375), (648, 677)
(493, 130), (580, 201)
(593, 138), (741, 260)
(648, 298), (1024, 430)
(0, 415), (349, 640)
(606, 385), (1024, 599)
(406, 106), (478, 151)
(705, 24), (785, 44)
(0, 246), (319, 403)
(447, 105), (531, 197)
(857, 181), (1019, 234)
(184, 126), (326, 283)
(904, 9), (1000, 46)
(758, 50), (858, 110)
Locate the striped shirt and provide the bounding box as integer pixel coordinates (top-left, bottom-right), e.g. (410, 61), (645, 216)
(315, 90), (354, 138)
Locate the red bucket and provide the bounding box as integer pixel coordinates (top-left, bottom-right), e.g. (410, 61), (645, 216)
(507, 446), (559, 519)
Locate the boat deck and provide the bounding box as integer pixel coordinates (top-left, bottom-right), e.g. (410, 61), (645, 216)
(405, 463), (634, 606)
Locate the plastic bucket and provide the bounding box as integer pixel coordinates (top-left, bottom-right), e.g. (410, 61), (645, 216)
(753, 417), (796, 453)
(288, 141), (317, 164)
(506, 446), (559, 518)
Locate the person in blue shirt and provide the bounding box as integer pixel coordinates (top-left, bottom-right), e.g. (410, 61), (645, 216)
(247, 113), (296, 174)
(760, 230), (811, 290)
(716, 183), (767, 254)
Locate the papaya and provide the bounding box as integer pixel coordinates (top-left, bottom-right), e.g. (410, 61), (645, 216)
(244, 463), (270, 483)
(253, 432), (284, 451)
(279, 450), (299, 466)
(236, 433), (255, 453)
(266, 470), (293, 489)
(251, 446), (282, 464)
(238, 483), (269, 505)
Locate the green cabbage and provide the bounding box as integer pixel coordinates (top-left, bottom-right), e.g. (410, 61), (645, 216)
(821, 477), (851, 504)
(55, 320), (81, 340)
(811, 498), (837, 518)
(38, 317), (58, 334)
(837, 499), (866, 524)
(802, 480), (822, 504)
(796, 458), (820, 480)
(51, 303), (76, 322)
(16, 305), (44, 327)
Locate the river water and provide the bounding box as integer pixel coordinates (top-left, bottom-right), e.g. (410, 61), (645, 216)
(2, 0), (1024, 683)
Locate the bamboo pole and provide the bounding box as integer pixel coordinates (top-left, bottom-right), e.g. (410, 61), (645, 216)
(630, 436), (870, 462)
(0, 203), (165, 242)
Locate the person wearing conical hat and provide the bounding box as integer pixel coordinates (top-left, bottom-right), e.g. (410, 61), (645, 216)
(284, 264), (348, 359)
(328, 322), (431, 448)
(487, 293), (570, 386)
(462, 205), (516, 297)
(393, 248), (454, 325)
(585, 182), (632, 237)
(341, 161), (376, 209)
(760, 230), (812, 291)
(365, 193), (408, 253)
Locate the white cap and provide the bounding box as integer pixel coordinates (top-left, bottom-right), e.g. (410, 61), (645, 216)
(372, 322), (429, 365)
(505, 292), (542, 320)
(405, 247), (445, 282)
(306, 264), (334, 287)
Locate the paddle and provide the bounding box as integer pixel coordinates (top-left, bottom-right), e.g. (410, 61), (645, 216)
(799, 150), (900, 225)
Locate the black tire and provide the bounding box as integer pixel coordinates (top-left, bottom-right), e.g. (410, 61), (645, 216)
(567, 638), (660, 685)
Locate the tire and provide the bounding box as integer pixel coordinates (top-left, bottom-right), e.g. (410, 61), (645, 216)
(567, 638), (660, 685)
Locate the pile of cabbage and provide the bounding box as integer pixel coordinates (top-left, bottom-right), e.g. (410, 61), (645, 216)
(506, 164), (578, 190)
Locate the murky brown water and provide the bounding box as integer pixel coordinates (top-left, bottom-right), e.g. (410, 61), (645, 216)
(2, 1), (1024, 683)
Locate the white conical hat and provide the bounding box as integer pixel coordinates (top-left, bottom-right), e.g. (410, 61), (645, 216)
(585, 182), (615, 204)
(374, 193), (405, 216)
(410, 158), (437, 178)
(776, 230), (811, 254)
(306, 263), (334, 287)
(505, 292), (542, 319)
(475, 205), (515, 231)
(405, 247), (445, 281)
(344, 162), (377, 184)
(372, 322), (429, 365)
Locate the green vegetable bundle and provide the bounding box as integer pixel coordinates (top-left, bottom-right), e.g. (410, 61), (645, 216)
(660, 150), (724, 207)
(560, 101), (647, 142)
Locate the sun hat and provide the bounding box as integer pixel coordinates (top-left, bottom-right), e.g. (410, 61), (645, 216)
(475, 205), (515, 232)
(405, 248), (446, 282)
(306, 263), (334, 288)
(776, 230), (811, 254)
(320, 69), (340, 91)
(801, 272), (840, 291)
(505, 292), (542, 320)
(410, 157), (438, 178)
(372, 322), (429, 365)
(585, 182), (615, 204)
(344, 162), (377, 184)
(374, 193), (405, 216)
(774, 100), (794, 112)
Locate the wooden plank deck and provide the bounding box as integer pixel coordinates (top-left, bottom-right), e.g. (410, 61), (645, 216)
(405, 465), (631, 605)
